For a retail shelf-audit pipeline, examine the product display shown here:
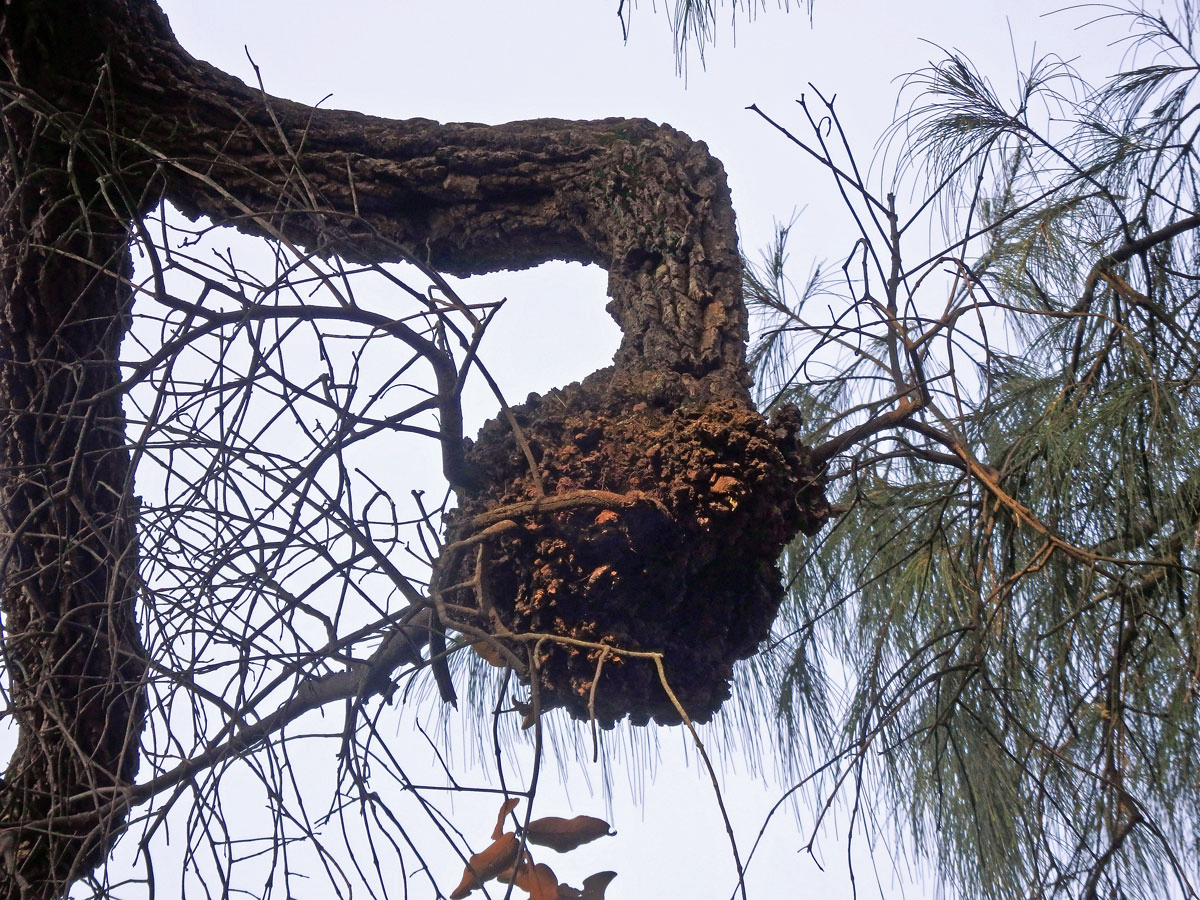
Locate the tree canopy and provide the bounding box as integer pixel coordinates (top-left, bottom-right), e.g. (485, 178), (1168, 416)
(746, 5), (1200, 897)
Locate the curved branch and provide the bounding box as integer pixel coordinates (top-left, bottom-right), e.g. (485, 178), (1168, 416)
(0, 2), (812, 894)
(65, 0), (748, 386)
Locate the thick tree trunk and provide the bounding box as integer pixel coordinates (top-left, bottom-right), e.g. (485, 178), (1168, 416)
(0, 1), (825, 893)
(0, 14), (146, 894)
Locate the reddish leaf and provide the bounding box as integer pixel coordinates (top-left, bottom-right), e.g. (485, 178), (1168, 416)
(449, 832), (521, 899)
(513, 695), (537, 730)
(495, 850), (531, 886)
(524, 815), (614, 853)
(514, 861), (560, 900)
(493, 797), (521, 840)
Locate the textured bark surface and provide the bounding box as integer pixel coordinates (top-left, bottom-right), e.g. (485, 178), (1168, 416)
(0, 0), (828, 892)
(442, 368), (828, 725)
(0, 12), (146, 892)
(74, 0), (749, 386)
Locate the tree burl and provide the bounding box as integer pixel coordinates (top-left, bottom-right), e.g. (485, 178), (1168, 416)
(441, 367), (828, 725)
(0, 0), (828, 893)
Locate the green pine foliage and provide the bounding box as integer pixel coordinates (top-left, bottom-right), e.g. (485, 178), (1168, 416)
(748, 4), (1200, 897)
(620, 0), (810, 72)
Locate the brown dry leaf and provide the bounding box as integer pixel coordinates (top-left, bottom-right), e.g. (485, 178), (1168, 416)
(524, 815), (614, 853)
(578, 871), (617, 900)
(512, 695), (538, 730)
(493, 797), (521, 840)
(449, 832), (522, 899)
(494, 859), (523, 888)
(494, 851), (528, 886)
(514, 861), (560, 900)
(474, 637), (509, 668)
(556, 871), (618, 900)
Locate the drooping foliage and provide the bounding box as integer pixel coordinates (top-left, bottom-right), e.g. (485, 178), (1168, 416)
(748, 4), (1200, 897)
(619, 0), (812, 73)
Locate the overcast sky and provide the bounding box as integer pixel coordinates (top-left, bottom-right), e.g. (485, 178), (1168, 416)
(82, 3), (1132, 898)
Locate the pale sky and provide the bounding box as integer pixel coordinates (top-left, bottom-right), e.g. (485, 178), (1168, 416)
(52, 3), (1132, 898)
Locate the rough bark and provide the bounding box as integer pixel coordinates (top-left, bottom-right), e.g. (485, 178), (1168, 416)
(0, 8), (147, 894)
(0, 0), (827, 893)
(25, 0), (746, 387)
(441, 370), (828, 725)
